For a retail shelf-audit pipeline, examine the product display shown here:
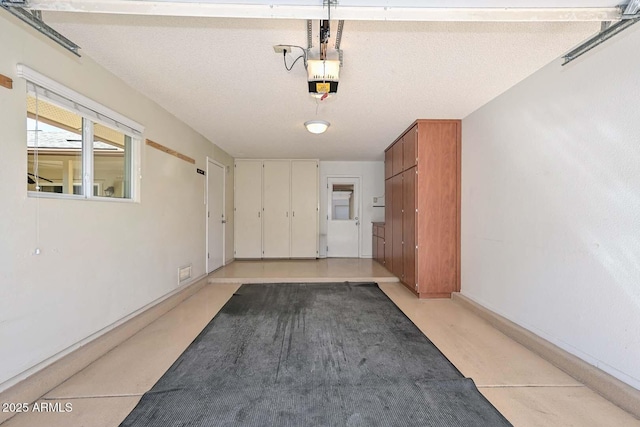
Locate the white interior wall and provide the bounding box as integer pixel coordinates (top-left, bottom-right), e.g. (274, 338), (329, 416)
(462, 25), (640, 390)
(0, 14), (234, 390)
(319, 161), (385, 258)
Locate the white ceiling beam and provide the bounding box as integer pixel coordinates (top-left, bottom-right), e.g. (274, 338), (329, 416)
(26, 1), (622, 22)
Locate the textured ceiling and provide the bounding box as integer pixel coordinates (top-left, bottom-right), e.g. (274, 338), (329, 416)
(43, 12), (598, 160)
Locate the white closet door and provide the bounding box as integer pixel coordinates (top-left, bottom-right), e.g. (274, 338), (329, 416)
(263, 160), (291, 258)
(234, 160), (263, 258)
(291, 160), (319, 258)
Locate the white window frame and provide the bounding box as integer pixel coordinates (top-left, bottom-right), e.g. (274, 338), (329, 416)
(37, 182), (102, 196)
(19, 64), (144, 202)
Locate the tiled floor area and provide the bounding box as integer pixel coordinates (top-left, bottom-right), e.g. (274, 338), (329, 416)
(2, 260), (639, 426)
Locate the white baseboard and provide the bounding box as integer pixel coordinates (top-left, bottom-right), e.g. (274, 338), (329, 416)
(0, 276), (208, 425)
(452, 292), (640, 419)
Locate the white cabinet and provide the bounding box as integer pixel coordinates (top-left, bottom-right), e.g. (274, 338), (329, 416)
(234, 159), (318, 259)
(263, 160), (291, 258)
(291, 160), (319, 257)
(234, 160), (263, 258)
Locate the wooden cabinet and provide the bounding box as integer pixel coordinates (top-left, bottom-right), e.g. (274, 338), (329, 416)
(391, 139), (404, 177)
(402, 167), (416, 290)
(383, 120), (460, 298)
(384, 149), (393, 180)
(377, 232), (385, 265)
(372, 222), (385, 266)
(391, 173), (404, 280)
(235, 159), (319, 259)
(419, 123), (460, 296)
(372, 227), (377, 261)
(384, 178), (393, 271)
(403, 125), (417, 170)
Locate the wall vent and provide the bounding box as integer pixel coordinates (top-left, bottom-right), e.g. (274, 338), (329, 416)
(178, 264), (192, 284)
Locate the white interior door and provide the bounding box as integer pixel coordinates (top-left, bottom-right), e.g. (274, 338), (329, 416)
(207, 159), (225, 273)
(234, 160), (263, 258)
(263, 160), (291, 258)
(327, 176), (360, 258)
(291, 160), (318, 258)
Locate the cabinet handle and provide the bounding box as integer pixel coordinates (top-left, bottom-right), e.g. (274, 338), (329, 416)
(293, 211), (295, 217)
(258, 212), (261, 218)
(286, 211), (289, 217)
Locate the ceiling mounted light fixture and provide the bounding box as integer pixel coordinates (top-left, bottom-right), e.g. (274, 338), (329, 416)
(304, 120), (330, 134)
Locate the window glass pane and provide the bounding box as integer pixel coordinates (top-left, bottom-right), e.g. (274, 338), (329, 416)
(27, 95), (83, 195)
(331, 184), (354, 220)
(93, 123), (131, 198)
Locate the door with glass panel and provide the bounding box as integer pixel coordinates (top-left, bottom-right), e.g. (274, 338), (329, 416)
(326, 177), (360, 258)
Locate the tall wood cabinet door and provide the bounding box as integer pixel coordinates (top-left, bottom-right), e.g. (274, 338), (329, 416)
(391, 173), (404, 279)
(392, 139), (404, 176)
(290, 160), (318, 258)
(384, 149), (393, 180)
(402, 167), (417, 290)
(263, 160), (291, 258)
(403, 126), (418, 170)
(372, 232), (378, 261)
(234, 160), (263, 258)
(377, 236), (385, 265)
(384, 179), (393, 271)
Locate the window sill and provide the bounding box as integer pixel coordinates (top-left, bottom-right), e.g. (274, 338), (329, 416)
(27, 191), (138, 203)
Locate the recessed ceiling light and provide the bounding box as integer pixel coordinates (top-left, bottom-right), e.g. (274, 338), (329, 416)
(304, 120), (330, 134)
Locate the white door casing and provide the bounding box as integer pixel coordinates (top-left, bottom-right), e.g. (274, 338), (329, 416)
(207, 159), (225, 273)
(327, 176), (361, 258)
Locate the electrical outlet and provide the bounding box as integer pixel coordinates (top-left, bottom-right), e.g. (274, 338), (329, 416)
(273, 44), (293, 54)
